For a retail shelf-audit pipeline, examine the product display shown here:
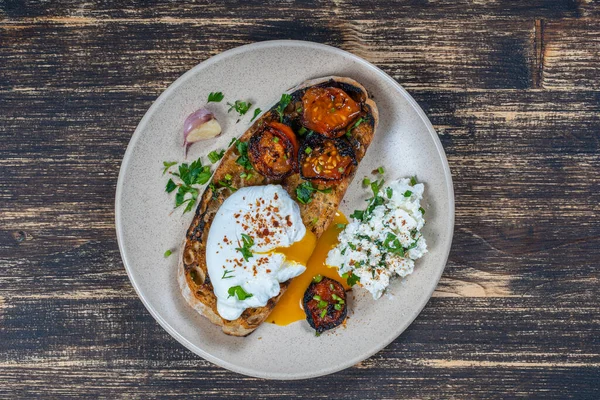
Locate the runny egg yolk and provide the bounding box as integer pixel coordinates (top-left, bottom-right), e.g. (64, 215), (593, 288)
(267, 211), (349, 326)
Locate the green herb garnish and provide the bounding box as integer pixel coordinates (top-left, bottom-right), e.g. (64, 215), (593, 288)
(276, 93), (292, 122)
(227, 285), (253, 300)
(207, 91), (224, 103)
(164, 249), (172, 257)
(304, 146), (312, 155)
(230, 139), (253, 170)
(222, 269), (235, 279)
(336, 223), (346, 229)
(273, 136), (279, 143)
(342, 272), (360, 287)
(320, 309), (327, 318)
(235, 234), (254, 261)
(227, 100), (252, 116)
(334, 303), (342, 311)
(166, 157), (212, 213)
(296, 181), (332, 204)
(419, 207), (425, 215)
(298, 126), (307, 136)
(377, 166), (385, 174)
(313, 275), (323, 283)
(403, 190), (413, 197)
(313, 295), (322, 301)
(318, 300), (328, 309)
(250, 108), (262, 122)
(207, 150), (225, 164)
(162, 161), (177, 175)
(386, 187), (393, 199)
(165, 179), (177, 193)
(346, 117), (364, 138)
(362, 178), (370, 186)
(410, 176), (418, 186)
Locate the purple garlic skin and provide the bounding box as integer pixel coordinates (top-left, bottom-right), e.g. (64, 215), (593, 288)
(183, 108), (222, 156)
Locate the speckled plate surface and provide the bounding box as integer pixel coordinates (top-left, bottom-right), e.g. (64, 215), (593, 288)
(115, 40), (454, 380)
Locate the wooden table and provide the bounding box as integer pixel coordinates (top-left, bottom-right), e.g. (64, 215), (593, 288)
(1, 1), (599, 398)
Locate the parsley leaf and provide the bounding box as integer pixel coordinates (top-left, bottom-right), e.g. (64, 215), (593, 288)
(235, 234), (254, 261)
(403, 190), (413, 197)
(207, 91), (224, 103)
(165, 179), (177, 193)
(419, 207), (425, 215)
(227, 100), (252, 116)
(250, 108), (262, 122)
(386, 187), (393, 199)
(276, 93), (292, 122)
(341, 272), (360, 287)
(227, 285), (253, 300)
(350, 210), (365, 221)
(410, 176), (418, 186)
(164, 249), (172, 257)
(231, 139), (253, 170)
(162, 161), (177, 175)
(296, 181), (331, 205)
(208, 149), (225, 164)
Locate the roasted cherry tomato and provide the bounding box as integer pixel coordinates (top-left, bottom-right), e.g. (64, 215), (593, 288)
(248, 121), (299, 180)
(303, 276), (347, 334)
(301, 87), (361, 137)
(299, 135), (356, 185)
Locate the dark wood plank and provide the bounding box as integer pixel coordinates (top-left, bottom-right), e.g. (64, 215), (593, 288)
(0, 18), (538, 91)
(0, 0), (595, 21)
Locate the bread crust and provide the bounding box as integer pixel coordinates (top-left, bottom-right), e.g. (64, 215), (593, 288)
(179, 76), (379, 336)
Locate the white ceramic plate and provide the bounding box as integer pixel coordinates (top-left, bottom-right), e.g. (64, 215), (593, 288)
(115, 40), (454, 380)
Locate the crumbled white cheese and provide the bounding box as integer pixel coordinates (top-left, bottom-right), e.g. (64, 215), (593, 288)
(326, 178), (428, 299)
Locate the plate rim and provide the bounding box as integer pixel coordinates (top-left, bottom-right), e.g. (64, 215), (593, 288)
(115, 39), (455, 380)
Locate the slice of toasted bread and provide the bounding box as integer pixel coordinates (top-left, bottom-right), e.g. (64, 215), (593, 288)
(179, 76), (379, 336)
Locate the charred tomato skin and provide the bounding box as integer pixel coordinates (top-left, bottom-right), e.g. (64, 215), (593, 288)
(301, 86), (361, 138)
(248, 121), (299, 180)
(303, 276), (347, 334)
(299, 134), (357, 186)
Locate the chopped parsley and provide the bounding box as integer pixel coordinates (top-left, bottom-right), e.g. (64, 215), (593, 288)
(165, 179), (177, 193)
(313, 275), (323, 283)
(250, 108), (262, 122)
(341, 272), (360, 287)
(235, 234), (254, 261)
(298, 126), (308, 136)
(403, 190), (413, 197)
(419, 207), (425, 215)
(230, 138), (253, 170)
(227, 100), (252, 116)
(362, 177), (371, 186)
(296, 181), (332, 204)
(386, 187), (393, 199)
(207, 91), (224, 103)
(320, 309), (327, 318)
(410, 176), (418, 186)
(162, 161), (177, 175)
(164, 249), (172, 257)
(336, 223), (346, 229)
(227, 285), (253, 300)
(165, 157), (213, 213)
(222, 269), (235, 279)
(377, 166), (385, 174)
(304, 146), (312, 155)
(275, 93), (292, 122)
(207, 149), (225, 164)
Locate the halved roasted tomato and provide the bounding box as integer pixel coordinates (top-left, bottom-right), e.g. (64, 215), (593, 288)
(303, 275), (347, 334)
(301, 87), (361, 137)
(248, 121), (299, 180)
(299, 134), (357, 185)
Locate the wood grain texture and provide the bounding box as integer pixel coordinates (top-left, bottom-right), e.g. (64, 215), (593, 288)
(1, 0), (599, 398)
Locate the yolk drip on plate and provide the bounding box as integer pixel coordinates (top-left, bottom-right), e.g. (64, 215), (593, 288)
(267, 211), (349, 326)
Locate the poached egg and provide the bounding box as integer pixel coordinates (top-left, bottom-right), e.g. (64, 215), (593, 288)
(206, 184), (316, 320)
